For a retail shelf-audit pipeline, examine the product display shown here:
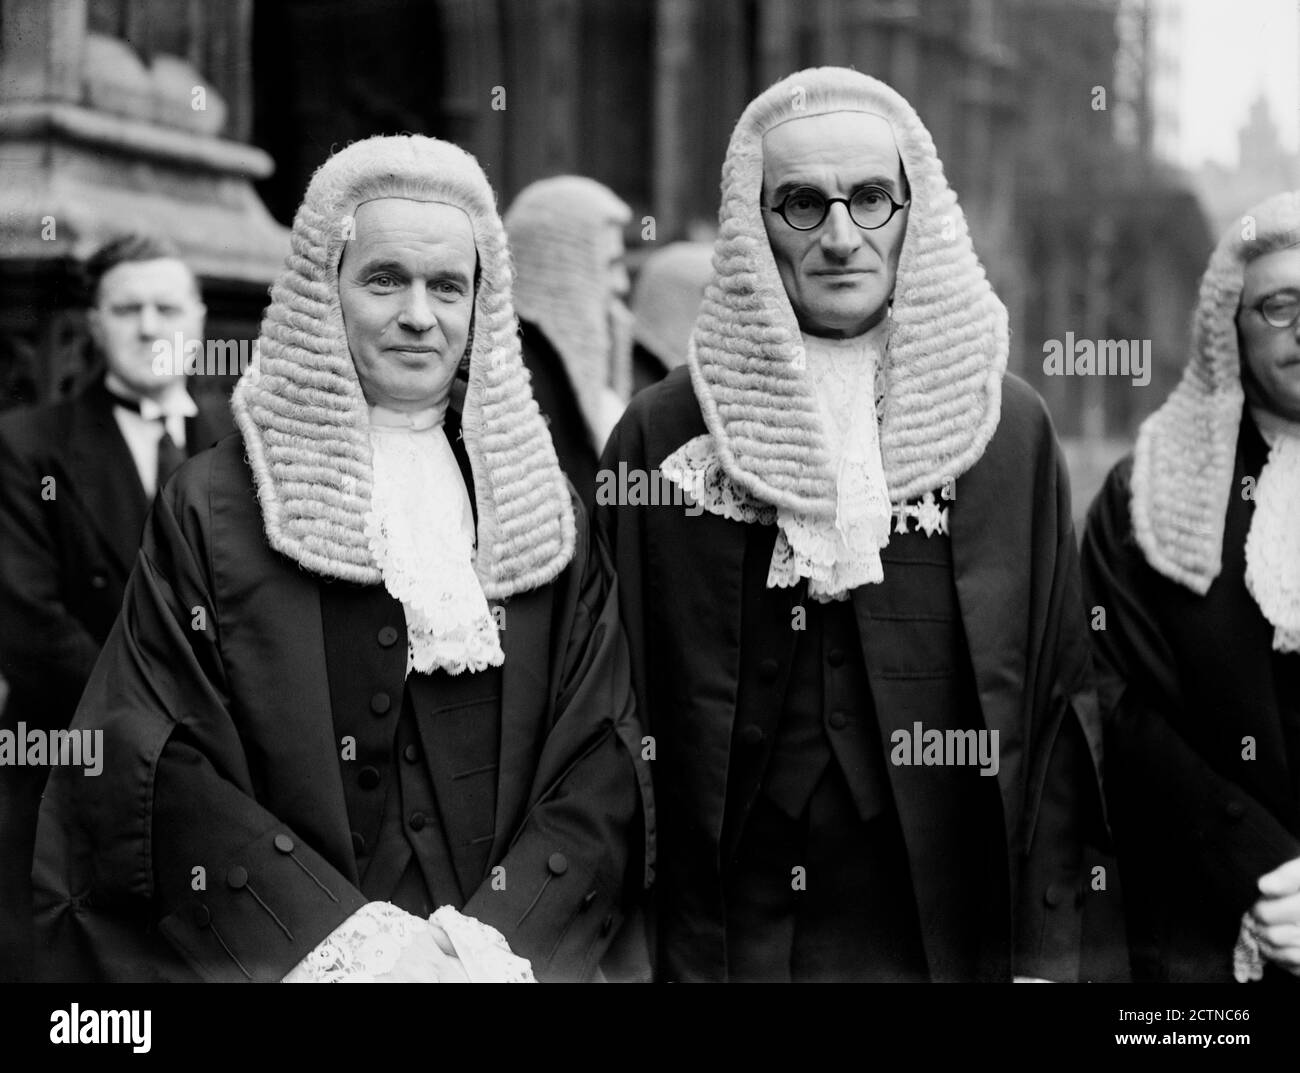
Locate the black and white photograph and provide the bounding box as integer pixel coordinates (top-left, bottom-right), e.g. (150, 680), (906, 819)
(0, 0), (1296, 1056)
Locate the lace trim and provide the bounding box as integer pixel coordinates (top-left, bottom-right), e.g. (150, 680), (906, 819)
(661, 434), (775, 525)
(282, 903), (536, 983)
(1244, 428), (1300, 654)
(365, 425), (505, 676)
(1233, 911), (1264, 983)
(282, 901), (426, 982)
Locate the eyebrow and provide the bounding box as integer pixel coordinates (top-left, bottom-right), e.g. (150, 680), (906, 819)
(352, 257), (471, 284)
(771, 175), (903, 202)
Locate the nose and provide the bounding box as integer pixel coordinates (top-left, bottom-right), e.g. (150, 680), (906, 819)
(820, 202), (862, 260)
(137, 303), (160, 337)
(397, 285), (437, 333)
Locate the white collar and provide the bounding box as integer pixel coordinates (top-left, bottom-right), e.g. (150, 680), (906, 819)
(106, 372), (197, 422)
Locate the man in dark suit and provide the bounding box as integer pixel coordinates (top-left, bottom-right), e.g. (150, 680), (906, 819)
(0, 233), (234, 980)
(598, 67), (1120, 982)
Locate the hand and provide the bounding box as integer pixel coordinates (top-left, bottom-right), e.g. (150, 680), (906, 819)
(374, 921), (470, 983)
(1247, 856), (1300, 976)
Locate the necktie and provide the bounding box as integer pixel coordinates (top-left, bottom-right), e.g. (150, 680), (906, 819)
(156, 427), (186, 493)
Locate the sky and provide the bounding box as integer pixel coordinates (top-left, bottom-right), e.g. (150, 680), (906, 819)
(1162, 0), (1300, 168)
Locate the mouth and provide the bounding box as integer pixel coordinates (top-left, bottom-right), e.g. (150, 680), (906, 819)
(811, 269), (871, 279)
(387, 346), (441, 355)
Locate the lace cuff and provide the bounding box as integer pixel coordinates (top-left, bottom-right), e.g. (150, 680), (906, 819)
(1232, 912), (1264, 983)
(282, 903), (537, 983)
(282, 901), (427, 983)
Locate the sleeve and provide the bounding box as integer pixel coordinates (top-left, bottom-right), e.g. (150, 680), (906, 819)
(32, 461), (366, 983)
(1013, 431), (1121, 982)
(461, 495), (653, 982)
(1080, 461), (1300, 965)
(0, 427), (101, 726)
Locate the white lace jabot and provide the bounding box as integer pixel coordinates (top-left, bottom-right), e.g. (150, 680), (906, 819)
(1244, 407), (1300, 654)
(663, 320), (893, 602)
(364, 403), (505, 675)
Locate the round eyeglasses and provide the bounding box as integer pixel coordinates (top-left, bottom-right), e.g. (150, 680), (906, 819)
(1247, 289), (1300, 330)
(767, 185), (910, 231)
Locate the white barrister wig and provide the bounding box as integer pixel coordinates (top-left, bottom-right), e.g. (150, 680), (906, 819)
(505, 175), (634, 448)
(1131, 190), (1300, 594)
(231, 134), (575, 598)
(688, 66), (1009, 518)
(631, 241), (714, 371)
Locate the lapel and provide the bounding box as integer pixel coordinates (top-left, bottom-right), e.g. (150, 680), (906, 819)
(948, 466), (1026, 849)
(206, 456), (361, 883)
(489, 584), (553, 865)
(69, 383), (149, 576)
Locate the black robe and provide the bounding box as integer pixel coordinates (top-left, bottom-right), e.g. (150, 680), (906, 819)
(0, 379), (232, 981)
(1082, 412), (1300, 983)
(30, 420), (652, 983)
(596, 366), (1123, 982)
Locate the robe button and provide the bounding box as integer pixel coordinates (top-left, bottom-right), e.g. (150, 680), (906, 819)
(403, 743), (420, 764)
(827, 648), (844, 667)
(828, 710), (848, 730)
(740, 725), (764, 747)
(1043, 882), (1065, 908)
(90, 572), (108, 590)
(408, 812), (427, 832)
(358, 765), (381, 790)
(351, 831), (367, 856)
(193, 905), (211, 928)
(226, 866), (249, 890)
(547, 852), (569, 876)
(377, 626), (399, 648)
(1224, 801), (1245, 821)
(370, 692), (391, 715)
(758, 658), (779, 682)
(274, 834), (295, 853)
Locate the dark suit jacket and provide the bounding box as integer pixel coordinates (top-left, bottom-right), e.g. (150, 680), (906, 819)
(30, 424), (651, 983)
(1082, 414), (1300, 983)
(597, 366), (1122, 982)
(0, 379), (232, 980)
(519, 319), (600, 511)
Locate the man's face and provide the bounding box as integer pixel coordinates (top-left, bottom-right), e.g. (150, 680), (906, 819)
(761, 111), (909, 339)
(1239, 245), (1300, 423)
(88, 258), (204, 398)
(338, 198), (477, 413)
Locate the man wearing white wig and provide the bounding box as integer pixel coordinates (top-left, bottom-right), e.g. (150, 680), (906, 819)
(31, 135), (651, 983)
(598, 67), (1114, 981)
(1084, 191), (1300, 985)
(505, 175), (634, 504)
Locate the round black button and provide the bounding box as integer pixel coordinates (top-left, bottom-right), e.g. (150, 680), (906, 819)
(90, 573), (108, 591)
(351, 831), (367, 856)
(226, 866), (249, 890)
(827, 648), (845, 667)
(1043, 883), (1063, 908)
(274, 833), (295, 854)
(547, 852), (569, 876)
(403, 743), (420, 764)
(1225, 800), (1246, 821)
(408, 811), (427, 832)
(377, 626), (399, 648)
(193, 905), (211, 928)
(758, 658), (779, 682)
(358, 765), (381, 790)
(370, 692), (391, 715)
(828, 710), (848, 730)
(740, 724), (764, 747)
